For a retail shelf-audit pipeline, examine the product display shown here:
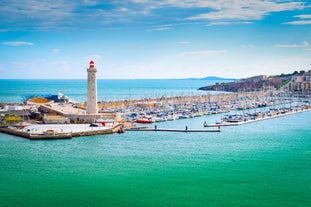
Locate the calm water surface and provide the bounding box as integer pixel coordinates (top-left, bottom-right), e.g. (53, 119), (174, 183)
(1, 112), (310, 206)
(0, 79), (220, 102)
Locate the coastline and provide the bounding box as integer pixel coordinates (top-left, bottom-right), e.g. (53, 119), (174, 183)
(0, 124), (123, 140)
(1, 90), (310, 139)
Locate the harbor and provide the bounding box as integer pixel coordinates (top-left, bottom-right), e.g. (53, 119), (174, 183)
(1, 90), (310, 139)
(0, 62), (310, 140)
(2, 3), (311, 206)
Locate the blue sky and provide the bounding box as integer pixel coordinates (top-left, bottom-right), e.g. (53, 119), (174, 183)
(1, 0), (311, 79)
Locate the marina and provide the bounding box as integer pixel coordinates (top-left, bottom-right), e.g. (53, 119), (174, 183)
(1, 88), (310, 139)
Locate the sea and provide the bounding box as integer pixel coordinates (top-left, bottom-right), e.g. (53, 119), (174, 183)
(0, 79), (220, 103)
(0, 79), (310, 207)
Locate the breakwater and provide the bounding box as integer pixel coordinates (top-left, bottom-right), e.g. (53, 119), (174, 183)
(0, 124), (123, 140)
(204, 107), (311, 127)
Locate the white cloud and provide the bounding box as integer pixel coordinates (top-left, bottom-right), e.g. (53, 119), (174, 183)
(178, 50), (227, 57)
(186, 1), (305, 21)
(294, 14), (311, 19)
(52, 49), (61, 54)
(119, 7), (129, 12)
(206, 22), (232, 26)
(129, 0), (307, 23)
(273, 41), (309, 48)
(2, 41), (34, 46)
(206, 21), (253, 26)
(82, 0), (101, 6)
(132, 0), (149, 3)
(283, 20), (311, 25)
(283, 12), (311, 25)
(3, 1), (73, 19)
(1, 0), (309, 31)
(0, 0), (75, 30)
(177, 41), (192, 45)
(148, 27), (172, 31)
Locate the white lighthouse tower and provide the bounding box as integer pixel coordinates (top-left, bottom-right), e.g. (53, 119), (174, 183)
(86, 60), (98, 114)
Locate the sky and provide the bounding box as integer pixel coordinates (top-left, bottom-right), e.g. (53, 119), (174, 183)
(0, 0), (311, 79)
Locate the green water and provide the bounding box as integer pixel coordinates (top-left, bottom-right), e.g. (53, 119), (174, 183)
(1, 112), (311, 206)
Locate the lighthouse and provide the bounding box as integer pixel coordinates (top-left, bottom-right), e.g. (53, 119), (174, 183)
(86, 60), (98, 114)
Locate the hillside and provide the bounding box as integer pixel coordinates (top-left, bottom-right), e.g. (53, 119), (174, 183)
(198, 70), (310, 92)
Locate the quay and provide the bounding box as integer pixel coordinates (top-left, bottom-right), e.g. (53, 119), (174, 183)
(126, 127), (221, 133)
(0, 124), (123, 140)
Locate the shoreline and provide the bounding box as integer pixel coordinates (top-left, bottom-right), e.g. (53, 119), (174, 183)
(1, 90), (310, 139)
(0, 124), (123, 140)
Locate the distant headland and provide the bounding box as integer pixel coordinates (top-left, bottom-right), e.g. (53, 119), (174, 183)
(198, 70), (311, 93)
(185, 76), (236, 81)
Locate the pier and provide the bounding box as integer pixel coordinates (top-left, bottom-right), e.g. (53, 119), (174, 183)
(0, 124), (123, 140)
(204, 107), (311, 127)
(126, 127), (221, 133)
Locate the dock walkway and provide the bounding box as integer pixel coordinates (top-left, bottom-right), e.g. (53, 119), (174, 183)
(126, 127), (220, 132)
(205, 108), (311, 127)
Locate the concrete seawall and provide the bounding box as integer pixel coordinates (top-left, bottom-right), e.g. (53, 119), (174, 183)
(0, 124), (123, 140)
(0, 127), (31, 139)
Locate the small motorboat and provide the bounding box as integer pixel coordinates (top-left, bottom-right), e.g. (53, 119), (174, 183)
(135, 116), (154, 124)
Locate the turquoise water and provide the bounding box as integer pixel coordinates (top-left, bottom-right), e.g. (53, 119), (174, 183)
(0, 80), (310, 206)
(0, 79), (219, 102)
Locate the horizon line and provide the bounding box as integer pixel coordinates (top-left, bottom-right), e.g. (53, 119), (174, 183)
(0, 77), (238, 81)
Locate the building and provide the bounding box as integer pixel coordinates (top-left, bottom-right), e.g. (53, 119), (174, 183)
(289, 73), (311, 93)
(86, 60), (98, 114)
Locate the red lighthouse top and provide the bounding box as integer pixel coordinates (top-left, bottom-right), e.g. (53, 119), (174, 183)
(89, 60), (95, 68)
